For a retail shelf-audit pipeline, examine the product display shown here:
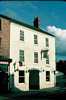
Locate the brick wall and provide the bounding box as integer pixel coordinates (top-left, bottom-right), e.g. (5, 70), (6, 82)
(0, 18), (10, 57)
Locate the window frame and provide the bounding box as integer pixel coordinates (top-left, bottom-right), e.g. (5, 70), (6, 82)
(46, 56), (49, 64)
(19, 50), (24, 62)
(46, 38), (49, 47)
(34, 52), (38, 63)
(46, 71), (50, 81)
(19, 70), (25, 83)
(20, 30), (24, 41)
(34, 34), (38, 44)
(41, 50), (49, 64)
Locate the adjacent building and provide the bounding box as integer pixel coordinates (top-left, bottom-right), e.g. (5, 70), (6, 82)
(0, 15), (56, 91)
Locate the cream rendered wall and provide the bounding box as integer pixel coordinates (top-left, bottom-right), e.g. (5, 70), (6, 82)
(10, 22), (56, 91)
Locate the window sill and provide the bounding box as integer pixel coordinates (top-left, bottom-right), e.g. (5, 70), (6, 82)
(46, 63), (49, 65)
(34, 44), (38, 46)
(19, 83), (25, 84)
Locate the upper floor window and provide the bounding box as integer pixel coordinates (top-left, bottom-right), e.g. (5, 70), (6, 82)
(42, 50), (48, 58)
(34, 52), (38, 63)
(0, 19), (1, 30)
(0, 37), (2, 48)
(46, 71), (50, 81)
(19, 50), (24, 62)
(46, 38), (49, 47)
(19, 70), (25, 83)
(20, 30), (24, 41)
(41, 50), (49, 64)
(34, 35), (38, 44)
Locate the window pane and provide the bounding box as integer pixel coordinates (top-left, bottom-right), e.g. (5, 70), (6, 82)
(34, 35), (38, 44)
(41, 51), (49, 64)
(46, 71), (50, 81)
(20, 30), (24, 41)
(19, 71), (24, 76)
(34, 52), (38, 63)
(42, 51), (48, 58)
(46, 38), (49, 47)
(19, 77), (24, 83)
(19, 71), (25, 83)
(46, 56), (49, 64)
(19, 50), (24, 62)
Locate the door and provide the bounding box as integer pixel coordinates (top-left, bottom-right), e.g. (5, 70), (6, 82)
(0, 64), (8, 92)
(0, 71), (8, 92)
(29, 70), (39, 90)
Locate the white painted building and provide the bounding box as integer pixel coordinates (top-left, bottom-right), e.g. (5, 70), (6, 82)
(0, 15), (56, 91)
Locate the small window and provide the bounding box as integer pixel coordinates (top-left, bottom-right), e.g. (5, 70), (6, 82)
(34, 52), (38, 63)
(0, 19), (1, 30)
(20, 30), (24, 41)
(34, 35), (38, 44)
(19, 71), (25, 83)
(0, 37), (2, 48)
(19, 50), (24, 62)
(46, 71), (50, 81)
(46, 38), (49, 47)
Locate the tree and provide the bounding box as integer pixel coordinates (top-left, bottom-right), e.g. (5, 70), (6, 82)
(56, 60), (66, 75)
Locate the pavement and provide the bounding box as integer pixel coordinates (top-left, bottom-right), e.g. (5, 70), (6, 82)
(0, 87), (66, 100)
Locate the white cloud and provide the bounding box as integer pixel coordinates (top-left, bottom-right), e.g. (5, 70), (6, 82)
(46, 26), (66, 59)
(47, 26), (66, 39)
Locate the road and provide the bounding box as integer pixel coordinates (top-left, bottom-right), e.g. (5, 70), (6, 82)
(0, 87), (66, 100)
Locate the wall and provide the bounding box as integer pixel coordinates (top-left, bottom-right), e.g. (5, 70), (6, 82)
(0, 18), (10, 57)
(10, 22), (56, 91)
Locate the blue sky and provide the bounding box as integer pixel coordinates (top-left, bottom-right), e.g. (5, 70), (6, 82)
(0, 1), (66, 61)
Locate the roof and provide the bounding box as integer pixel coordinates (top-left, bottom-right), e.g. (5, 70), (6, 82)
(0, 14), (55, 37)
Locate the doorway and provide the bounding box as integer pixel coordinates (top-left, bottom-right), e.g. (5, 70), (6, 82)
(29, 69), (39, 90)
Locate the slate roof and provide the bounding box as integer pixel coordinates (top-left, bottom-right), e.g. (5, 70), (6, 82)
(0, 14), (55, 37)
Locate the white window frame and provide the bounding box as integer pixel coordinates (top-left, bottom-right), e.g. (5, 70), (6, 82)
(34, 34), (38, 44)
(34, 52), (38, 63)
(20, 30), (24, 41)
(19, 70), (25, 83)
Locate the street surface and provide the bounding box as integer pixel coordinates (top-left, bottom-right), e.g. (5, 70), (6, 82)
(0, 87), (66, 100)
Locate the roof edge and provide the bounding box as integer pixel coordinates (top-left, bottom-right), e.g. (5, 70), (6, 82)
(0, 14), (55, 37)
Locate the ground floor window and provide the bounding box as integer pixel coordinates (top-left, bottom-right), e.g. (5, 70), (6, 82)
(19, 70), (25, 83)
(46, 71), (50, 81)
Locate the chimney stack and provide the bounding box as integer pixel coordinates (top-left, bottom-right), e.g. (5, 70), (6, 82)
(33, 16), (40, 28)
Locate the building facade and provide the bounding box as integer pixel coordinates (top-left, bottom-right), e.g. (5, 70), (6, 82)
(0, 15), (56, 91)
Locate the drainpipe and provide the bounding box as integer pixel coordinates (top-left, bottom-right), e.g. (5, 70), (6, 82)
(8, 59), (12, 91)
